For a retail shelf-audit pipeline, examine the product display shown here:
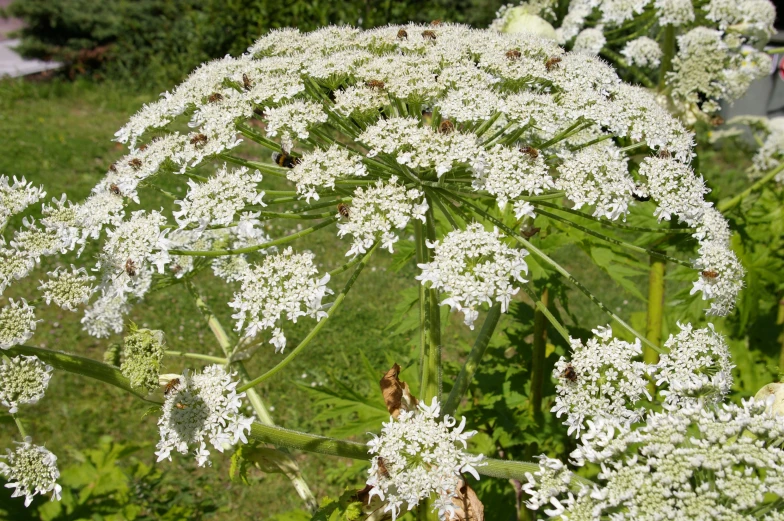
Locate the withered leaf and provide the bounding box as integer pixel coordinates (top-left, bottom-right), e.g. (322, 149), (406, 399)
(451, 479), (484, 521)
(380, 363), (418, 418)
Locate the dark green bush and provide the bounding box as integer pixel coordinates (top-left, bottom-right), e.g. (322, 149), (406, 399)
(7, 0), (504, 87)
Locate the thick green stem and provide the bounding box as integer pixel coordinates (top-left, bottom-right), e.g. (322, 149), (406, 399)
(422, 201), (442, 403)
(169, 217), (338, 256)
(658, 25), (676, 91)
(443, 303), (502, 417)
(645, 256), (665, 394)
(717, 162), (784, 212)
(238, 241), (379, 392)
(531, 288), (549, 416)
(414, 220), (429, 390)
(6, 345), (161, 403)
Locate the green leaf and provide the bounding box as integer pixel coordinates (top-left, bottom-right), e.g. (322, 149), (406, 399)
(388, 240), (415, 272)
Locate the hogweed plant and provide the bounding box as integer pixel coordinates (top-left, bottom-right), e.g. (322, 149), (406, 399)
(0, 23), (778, 519)
(493, 0), (778, 124)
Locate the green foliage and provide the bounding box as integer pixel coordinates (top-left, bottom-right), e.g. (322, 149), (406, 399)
(0, 436), (220, 521)
(8, 0), (507, 86)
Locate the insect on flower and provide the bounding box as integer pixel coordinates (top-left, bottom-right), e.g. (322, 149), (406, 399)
(108, 163), (117, 172)
(506, 49), (522, 60)
(109, 183), (121, 196)
(138, 144), (148, 152)
(366, 80), (385, 90)
(421, 30), (437, 40)
(438, 119), (455, 135)
(377, 456), (390, 478)
(170, 264), (182, 275)
(519, 146), (539, 159)
(272, 151), (301, 168)
(128, 158), (143, 170)
(207, 92), (223, 103)
(430, 19), (442, 26)
(337, 203), (350, 220)
(658, 149), (671, 159)
(397, 28), (408, 39)
(545, 57), (562, 71)
(560, 363), (578, 383)
(521, 226), (541, 238)
(175, 402), (188, 409)
(125, 259), (137, 277)
(190, 133), (208, 147)
(164, 378), (180, 396)
(701, 269), (719, 279)
(242, 73), (252, 90)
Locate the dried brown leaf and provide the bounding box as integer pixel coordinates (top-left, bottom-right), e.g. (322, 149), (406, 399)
(380, 363), (418, 418)
(451, 479), (484, 521)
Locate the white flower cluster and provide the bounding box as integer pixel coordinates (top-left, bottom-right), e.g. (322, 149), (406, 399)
(0, 355), (53, 413)
(551, 326), (652, 436)
(621, 36), (662, 68)
(668, 27), (772, 116)
(748, 117), (784, 182)
(493, 0), (774, 116)
(156, 365), (253, 467)
(288, 145), (368, 202)
(553, 323), (738, 437)
(0, 176), (45, 229)
(417, 224), (529, 328)
(264, 100), (328, 151)
(228, 247), (331, 352)
(0, 299), (38, 349)
(657, 322), (733, 408)
(0, 437), (61, 507)
(367, 398), (484, 521)
(337, 176), (427, 256)
(173, 165), (265, 228)
(525, 399), (784, 519)
(38, 266), (95, 311)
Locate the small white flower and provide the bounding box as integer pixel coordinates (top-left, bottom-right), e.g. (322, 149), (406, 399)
(0, 176), (46, 229)
(228, 247), (332, 351)
(417, 224), (528, 328)
(38, 266), (96, 311)
(367, 398), (484, 520)
(551, 325), (654, 437)
(0, 355), (53, 413)
(573, 28), (606, 55)
(155, 365), (252, 467)
(288, 145), (367, 202)
(0, 437), (62, 507)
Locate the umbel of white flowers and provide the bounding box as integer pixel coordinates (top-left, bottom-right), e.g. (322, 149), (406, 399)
(1, 24), (743, 356)
(0, 354), (53, 414)
(367, 398), (485, 521)
(0, 437), (61, 507)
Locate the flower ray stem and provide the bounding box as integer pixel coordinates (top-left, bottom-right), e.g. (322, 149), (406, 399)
(456, 195), (663, 353)
(536, 208), (693, 267)
(237, 241), (379, 392)
(717, 162), (784, 212)
(164, 351), (228, 364)
(235, 123), (284, 153)
(520, 285), (571, 344)
(533, 201), (695, 234)
(442, 303), (502, 417)
(5, 345), (596, 489)
(600, 48), (655, 88)
(415, 219), (429, 389)
(169, 217), (338, 256)
(645, 256), (665, 395)
(12, 414), (26, 438)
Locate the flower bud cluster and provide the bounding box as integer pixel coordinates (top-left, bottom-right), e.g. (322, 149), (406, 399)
(121, 326), (166, 393)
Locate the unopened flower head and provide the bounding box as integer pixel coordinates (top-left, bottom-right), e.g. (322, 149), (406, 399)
(417, 224), (528, 328)
(38, 265), (95, 311)
(155, 364), (253, 467)
(121, 326), (166, 394)
(228, 247), (332, 352)
(367, 398), (484, 521)
(656, 322), (733, 408)
(0, 438), (61, 507)
(552, 326), (654, 437)
(0, 299), (38, 350)
(527, 399), (784, 518)
(0, 355), (53, 413)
